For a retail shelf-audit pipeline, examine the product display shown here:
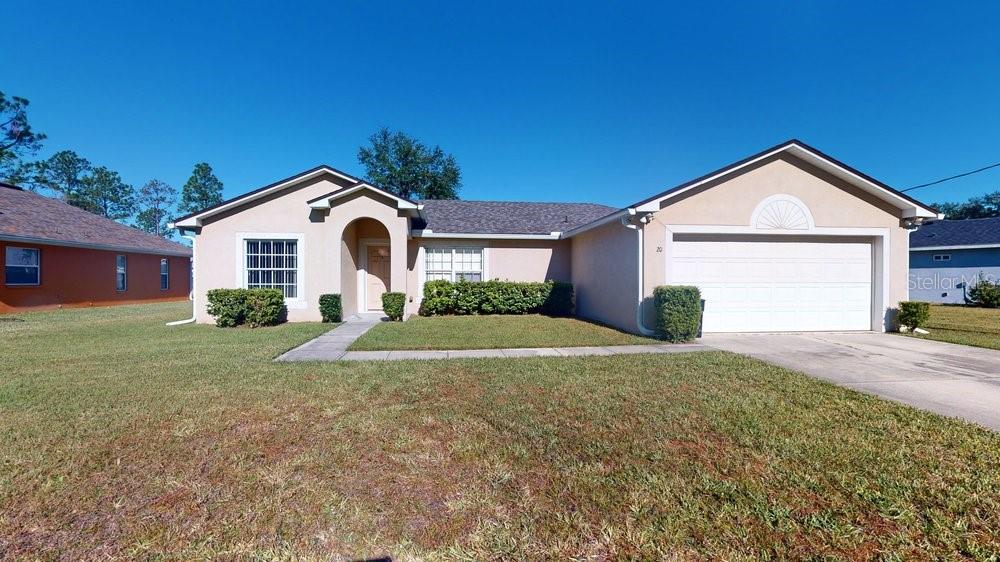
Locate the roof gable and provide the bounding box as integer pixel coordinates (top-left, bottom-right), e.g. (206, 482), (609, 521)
(631, 140), (939, 219)
(306, 183), (420, 211)
(172, 165), (362, 228)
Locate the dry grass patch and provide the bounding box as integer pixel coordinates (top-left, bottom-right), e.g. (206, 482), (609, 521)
(1, 302), (999, 560)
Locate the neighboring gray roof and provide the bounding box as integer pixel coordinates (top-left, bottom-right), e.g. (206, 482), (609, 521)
(0, 183), (192, 256)
(910, 217), (1000, 248)
(416, 199), (618, 234)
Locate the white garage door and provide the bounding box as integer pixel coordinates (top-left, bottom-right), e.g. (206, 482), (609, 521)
(670, 238), (872, 332)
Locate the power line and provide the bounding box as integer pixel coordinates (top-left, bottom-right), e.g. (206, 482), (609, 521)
(902, 160), (1000, 193)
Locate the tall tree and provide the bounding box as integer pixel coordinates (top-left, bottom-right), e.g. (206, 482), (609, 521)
(134, 179), (176, 237)
(179, 162), (224, 214)
(0, 91), (46, 184)
(81, 166), (135, 220)
(933, 190), (1000, 220)
(35, 150), (92, 205)
(357, 128), (461, 200)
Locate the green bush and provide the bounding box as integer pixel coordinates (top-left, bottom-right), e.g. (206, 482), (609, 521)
(244, 289), (285, 328)
(420, 280), (456, 315)
(318, 294), (343, 322)
(417, 280), (574, 316)
(205, 288), (286, 328)
(653, 285), (702, 342)
(382, 292), (406, 321)
(898, 301), (931, 330)
(206, 288), (247, 327)
(968, 273), (1000, 308)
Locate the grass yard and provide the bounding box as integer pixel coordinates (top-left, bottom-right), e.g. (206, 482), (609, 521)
(909, 304), (1000, 351)
(349, 314), (659, 350)
(2, 303), (999, 560)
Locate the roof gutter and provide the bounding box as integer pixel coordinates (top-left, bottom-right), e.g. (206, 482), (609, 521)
(911, 243), (1000, 251)
(0, 234), (191, 257)
(411, 230), (561, 240)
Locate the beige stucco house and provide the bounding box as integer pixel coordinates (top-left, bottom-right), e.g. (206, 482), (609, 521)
(171, 140), (938, 334)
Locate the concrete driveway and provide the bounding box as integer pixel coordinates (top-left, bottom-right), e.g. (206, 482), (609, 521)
(702, 332), (1000, 431)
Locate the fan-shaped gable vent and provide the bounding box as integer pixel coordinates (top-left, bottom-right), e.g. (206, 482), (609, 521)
(750, 195), (815, 231)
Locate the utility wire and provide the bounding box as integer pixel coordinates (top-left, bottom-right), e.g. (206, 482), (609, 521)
(902, 161), (1000, 192)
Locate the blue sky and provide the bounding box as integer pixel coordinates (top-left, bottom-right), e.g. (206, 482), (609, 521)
(4, 1), (1000, 209)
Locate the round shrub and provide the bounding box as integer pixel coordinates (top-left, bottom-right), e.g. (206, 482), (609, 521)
(653, 285), (702, 342)
(318, 294), (343, 322)
(382, 292), (406, 321)
(898, 301), (931, 330)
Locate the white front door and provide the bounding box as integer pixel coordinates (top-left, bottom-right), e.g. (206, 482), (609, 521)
(670, 238), (872, 332)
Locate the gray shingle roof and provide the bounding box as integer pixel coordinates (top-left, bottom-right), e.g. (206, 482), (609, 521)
(0, 184), (192, 256)
(416, 199), (618, 235)
(910, 217), (1000, 248)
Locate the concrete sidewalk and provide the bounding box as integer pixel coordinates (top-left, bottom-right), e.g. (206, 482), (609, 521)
(335, 343), (708, 361)
(275, 313), (385, 361)
(276, 319), (709, 362)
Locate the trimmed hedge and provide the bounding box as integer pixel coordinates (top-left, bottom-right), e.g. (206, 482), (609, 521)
(206, 288), (286, 328)
(653, 285), (702, 342)
(382, 292), (406, 321)
(968, 273), (1000, 308)
(898, 301), (931, 330)
(319, 294), (343, 322)
(418, 280), (574, 316)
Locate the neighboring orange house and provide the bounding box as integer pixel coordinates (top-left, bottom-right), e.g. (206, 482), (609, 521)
(1, 182), (192, 313)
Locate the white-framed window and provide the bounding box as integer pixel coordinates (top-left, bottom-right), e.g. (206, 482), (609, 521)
(933, 254), (951, 262)
(424, 246), (484, 282)
(5, 246), (40, 286)
(245, 239), (298, 298)
(160, 258), (169, 290)
(116, 255), (127, 291)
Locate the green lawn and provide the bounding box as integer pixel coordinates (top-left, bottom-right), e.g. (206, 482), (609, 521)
(2, 303), (999, 560)
(349, 314), (660, 350)
(910, 304), (1000, 350)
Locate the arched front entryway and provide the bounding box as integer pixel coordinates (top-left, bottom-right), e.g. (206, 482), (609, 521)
(340, 217), (392, 316)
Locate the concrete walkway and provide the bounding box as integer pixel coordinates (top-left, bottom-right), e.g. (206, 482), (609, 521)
(704, 332), (1000, 431)
(275, 313), (385, 362)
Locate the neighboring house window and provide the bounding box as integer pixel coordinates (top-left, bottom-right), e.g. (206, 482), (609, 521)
(246, 239), (297, 298)
(116, 255), (127, 291)
(5, 246), (40, 286)
(425, 247), (483, 282)
(933, 254), (951, 262)
(160, 258), (169, 290)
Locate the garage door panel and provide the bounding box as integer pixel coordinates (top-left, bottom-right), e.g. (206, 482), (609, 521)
(670, 239), (872, 333)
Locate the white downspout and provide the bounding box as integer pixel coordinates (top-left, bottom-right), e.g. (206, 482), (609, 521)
(166, 233), (197, 326)
(620, 210), (657, 336)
